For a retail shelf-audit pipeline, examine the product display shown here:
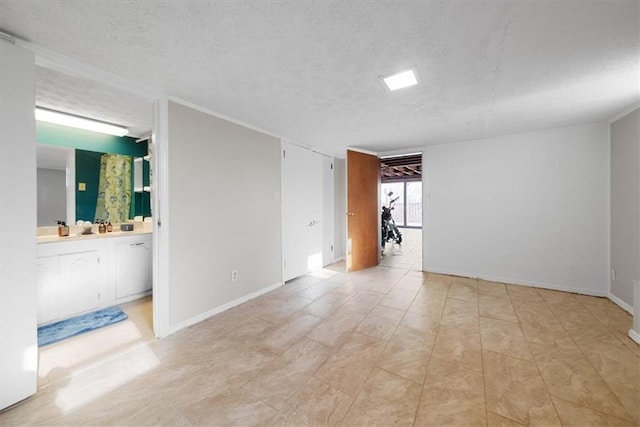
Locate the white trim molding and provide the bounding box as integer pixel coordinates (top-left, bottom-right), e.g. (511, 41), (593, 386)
(424, 268), (609, 298)
(167, 96), (281, 140)
(16, 38), (158, 102)
(609, 103), (640, 124)
(378, 149), (423, 158)
(152, 96), (171, 338)
(608, 292), (633, 314)
(166, 281), (283, 336)
(631, 280), (640, 345)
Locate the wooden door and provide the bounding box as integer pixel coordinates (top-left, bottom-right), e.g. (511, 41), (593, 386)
(347, 150), (380, 272)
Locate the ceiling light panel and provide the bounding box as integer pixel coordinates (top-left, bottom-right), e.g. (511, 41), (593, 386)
(35, 108), (129, 137)
(380, 67), (419, 92)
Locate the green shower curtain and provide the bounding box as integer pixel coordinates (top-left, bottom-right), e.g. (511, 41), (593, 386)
(95, 154), (132, 223)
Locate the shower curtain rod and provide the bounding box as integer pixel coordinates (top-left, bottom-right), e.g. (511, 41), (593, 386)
(136, 133), (152, 143)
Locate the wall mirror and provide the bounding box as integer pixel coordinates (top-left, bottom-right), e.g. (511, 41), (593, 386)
(36, 144), (74, 226)
(35, 64), (153, 228)
(36, 142), (150, 227)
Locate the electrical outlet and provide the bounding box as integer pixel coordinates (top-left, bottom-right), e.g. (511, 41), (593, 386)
(611, 269), (616, 281)
(231, 270), (238, 282)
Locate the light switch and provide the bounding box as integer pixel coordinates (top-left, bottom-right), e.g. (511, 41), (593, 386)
(78, 182), (86, 191)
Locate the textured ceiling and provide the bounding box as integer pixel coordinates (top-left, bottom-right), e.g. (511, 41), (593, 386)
(1, 1), (638, 157)
(36, 66), (152, 137)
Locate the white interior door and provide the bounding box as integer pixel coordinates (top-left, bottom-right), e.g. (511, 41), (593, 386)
(282, 143), (326, 281)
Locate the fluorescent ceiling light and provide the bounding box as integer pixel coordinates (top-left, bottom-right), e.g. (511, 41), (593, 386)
(380, 67), (419, 91)
(35, 107), (129, 137)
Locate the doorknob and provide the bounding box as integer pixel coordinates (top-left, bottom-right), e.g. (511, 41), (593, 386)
(347, 212), (355, 217)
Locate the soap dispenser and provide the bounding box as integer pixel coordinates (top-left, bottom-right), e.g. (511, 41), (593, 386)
(107, 221), (113, 233)
(98, 221), (106, 234)
(57, 221), (70, 237)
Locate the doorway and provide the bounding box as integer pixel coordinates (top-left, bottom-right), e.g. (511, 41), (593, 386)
(380, 153), (423, 268)
(34, 64), (157, 387)
(380, 153), (423, 228)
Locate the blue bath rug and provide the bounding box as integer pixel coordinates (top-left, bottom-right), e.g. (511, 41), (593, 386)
(38, 306), (128, 347)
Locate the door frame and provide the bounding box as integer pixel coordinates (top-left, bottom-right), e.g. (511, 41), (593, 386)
(17, 38), (167, 337)
(378, 150), (425, 266)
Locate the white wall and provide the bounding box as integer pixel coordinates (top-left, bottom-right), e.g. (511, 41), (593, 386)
(333, 158), (346, 260)
(610, 108), (639, 307)
(165, 100), (282, 330)
(423, 123), (610, 295)
(0, 41), (38, 410)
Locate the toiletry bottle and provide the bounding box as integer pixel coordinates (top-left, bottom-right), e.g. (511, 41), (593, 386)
(57, 221), (63, 237)
(98, 221), (106, 234)
(60, 221), (70, 237)
(107, 221), (113, 233)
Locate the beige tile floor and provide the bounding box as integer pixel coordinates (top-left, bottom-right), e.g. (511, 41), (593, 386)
(36, 296), (155, 388)
(2, 229), (638, 426)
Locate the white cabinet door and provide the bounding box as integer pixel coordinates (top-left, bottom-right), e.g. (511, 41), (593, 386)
(115, 239), (152, 299)
(36, 256), (59, 325)
(58, 251), (101, 318)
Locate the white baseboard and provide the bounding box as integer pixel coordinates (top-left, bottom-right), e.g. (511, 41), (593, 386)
(166, 281), (283, 336)
(631, 281), (640, 344)
(111, 290), (152, 307)
(608, 292), (634, 314)
(424, 267), (607, 297)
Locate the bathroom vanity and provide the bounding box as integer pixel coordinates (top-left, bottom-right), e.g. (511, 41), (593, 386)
(36, 228), (152, 325)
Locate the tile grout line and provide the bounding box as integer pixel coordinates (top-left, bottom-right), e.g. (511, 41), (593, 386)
(338, 263), (420, 425)
(521, 287), (633, 423)
(473, 278), (491, 427)
(411, 273), (448, 427)
(554, 292), (636, 422)
(510, 287), (565, 425)
(12, 231), (638, 426)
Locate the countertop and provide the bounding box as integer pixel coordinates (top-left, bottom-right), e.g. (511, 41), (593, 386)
(37, 229), (152, 244)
